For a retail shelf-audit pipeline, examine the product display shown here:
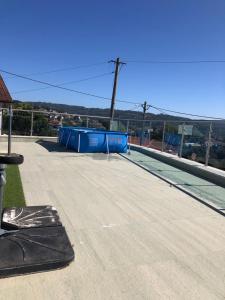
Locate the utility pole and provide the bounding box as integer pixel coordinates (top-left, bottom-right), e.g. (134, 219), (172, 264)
(109, 57), (126, 130)
(140, 101), (150, 145)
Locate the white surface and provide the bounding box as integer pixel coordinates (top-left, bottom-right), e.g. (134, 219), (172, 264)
(1, 142), (225, 300)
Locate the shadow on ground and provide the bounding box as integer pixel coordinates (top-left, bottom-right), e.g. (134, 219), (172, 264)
(36, 140), (121, 161)
(36, 140), (70, 152)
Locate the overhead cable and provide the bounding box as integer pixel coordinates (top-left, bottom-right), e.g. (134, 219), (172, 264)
(5, 61), (108, 79)
(12, 72), (114, 94)
(126, 59), (225, 64)
(0, 68), (142, 105)
(150, 104), (225, 120)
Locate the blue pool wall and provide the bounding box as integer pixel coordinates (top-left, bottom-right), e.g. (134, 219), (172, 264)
(58, 127), (128, 153)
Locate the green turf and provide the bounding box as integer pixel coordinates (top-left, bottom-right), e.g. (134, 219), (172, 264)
(3, 165), (26, 208)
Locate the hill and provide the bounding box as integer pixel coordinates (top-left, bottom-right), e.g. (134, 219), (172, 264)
(13, 100), (188, 122)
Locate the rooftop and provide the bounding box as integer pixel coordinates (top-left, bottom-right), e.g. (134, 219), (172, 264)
(1, 141), (225, 299)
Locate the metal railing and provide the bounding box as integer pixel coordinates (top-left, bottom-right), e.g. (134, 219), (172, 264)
(1, 108), (225, 170)
(127, 118), (225, 170)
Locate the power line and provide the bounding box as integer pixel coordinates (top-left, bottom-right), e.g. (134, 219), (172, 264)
(0, 68), (141, 105)
(127, 103), (141, 111)
(2, 68), (223, 120)
(0, 68), (109, 100)
(12, 72), (114, 94)
(151, 106), (165, 115)
(150, 104), (225, 120)
(5, 61), (108, 79)
(126, 59), (225, 64)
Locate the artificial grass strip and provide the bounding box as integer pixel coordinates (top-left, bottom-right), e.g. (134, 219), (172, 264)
(3, 165), (26, 208)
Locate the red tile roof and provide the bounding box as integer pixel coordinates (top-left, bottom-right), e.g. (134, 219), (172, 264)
(0, 75), (12, 103)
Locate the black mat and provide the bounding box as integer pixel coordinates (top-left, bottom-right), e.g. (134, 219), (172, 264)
(0, 226), (74, 277)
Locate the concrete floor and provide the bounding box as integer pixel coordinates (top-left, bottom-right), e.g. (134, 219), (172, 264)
(1, 141), (225, 300)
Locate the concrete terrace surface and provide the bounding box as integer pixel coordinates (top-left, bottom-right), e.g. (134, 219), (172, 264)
(0, 142), (225, 300)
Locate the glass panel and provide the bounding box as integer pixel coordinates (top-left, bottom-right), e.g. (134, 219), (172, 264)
(181, 122), (210, 164)
(148, 120), (164, 151)
(3, 110), (31, 136)
(33, 112), (57, 136)
(164, 121), (180, 155)
(210, 121), (225, 170)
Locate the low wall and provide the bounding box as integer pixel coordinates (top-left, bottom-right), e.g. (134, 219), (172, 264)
(0, 135), (58, 143)
(131, 144), (225, 188)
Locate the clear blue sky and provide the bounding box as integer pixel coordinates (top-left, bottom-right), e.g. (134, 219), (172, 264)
(0, 0), (225, 118)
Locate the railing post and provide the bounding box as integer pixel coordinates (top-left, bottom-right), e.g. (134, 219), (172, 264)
(126, 120), (129, 133)
(8, 104), (13, 155)
(161, 121), (166, 152)
(148, 121), (152, 146)
(106, 133), (109, 155)
(78, 133), (80, 152)
(128, 134), (131, 155)
(179, 123), (185, 158)
(60, 115), (63, 127)
(140, 119), (145, 146)
(86, 117), (89, 128)
(30, 111), (34, 136)
(205, 122), (212, 167)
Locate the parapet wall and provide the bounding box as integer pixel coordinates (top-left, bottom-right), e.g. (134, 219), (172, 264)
(131, 144), (225, 188)
(0, 135), (57, 143)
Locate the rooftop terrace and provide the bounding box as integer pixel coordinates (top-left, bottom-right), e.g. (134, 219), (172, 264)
(1, 141), (225, 299)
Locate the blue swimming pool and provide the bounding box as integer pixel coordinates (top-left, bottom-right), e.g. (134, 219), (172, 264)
(58, 127), (127, 153)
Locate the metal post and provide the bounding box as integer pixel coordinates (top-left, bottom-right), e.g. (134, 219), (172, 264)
(128, 134), (131, 155)
(179, 123), (185, 158)
(66, 131), (72, 148)
(86, 117), (89, 128)
(60, 115), (63, 127)
(78, 133), (80, 153)
(30, 111), (34, 136)
(148, 121), (152, 147)
(106, 134), (109, 155)
(205, 122), (213, 167)
(8, 104), (13, 155)
(126, 120), (129, 133)
(140, 119), (146, 146)
(140, 101), (150, 146)
(161, 121), (166, 152)
(0, 164), (6, 234)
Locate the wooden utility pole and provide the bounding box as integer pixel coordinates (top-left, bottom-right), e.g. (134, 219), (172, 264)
(109, 57), (126, 130)
(140, 101), (150, 145)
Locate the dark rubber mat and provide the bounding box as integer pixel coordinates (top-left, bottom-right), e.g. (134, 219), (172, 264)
(0, 226), (74, 277)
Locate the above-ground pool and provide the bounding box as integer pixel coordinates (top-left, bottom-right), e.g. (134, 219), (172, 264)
(58, 127), (128, 153)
